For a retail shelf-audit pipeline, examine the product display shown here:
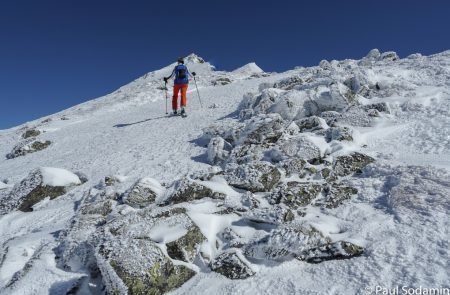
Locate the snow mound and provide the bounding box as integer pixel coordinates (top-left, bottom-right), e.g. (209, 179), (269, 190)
(40, 167), (81, 187)
(232, 62), (264, 74)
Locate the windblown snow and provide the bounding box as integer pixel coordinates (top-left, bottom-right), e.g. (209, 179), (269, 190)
(0, 51), (449, 295)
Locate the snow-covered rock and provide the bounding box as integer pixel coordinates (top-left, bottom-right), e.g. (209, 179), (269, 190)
(211, 249), (255, 279)
(207, 136), (227, 164)
(158, 178), (225, 205)
(21, 128), (41, 139)
(224, 162), (281, 192)
(333, 152), (375, 176)
(244, 224), (330, 260)
(6, 139), (51, 159)
(0, 167), (82, 214)
(122, 177), (164, 208)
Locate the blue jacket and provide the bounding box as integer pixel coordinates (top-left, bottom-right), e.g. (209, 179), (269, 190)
(167, 64), (191, 85)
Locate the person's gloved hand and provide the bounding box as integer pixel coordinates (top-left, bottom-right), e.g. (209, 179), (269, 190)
(192, 72), (196, 76)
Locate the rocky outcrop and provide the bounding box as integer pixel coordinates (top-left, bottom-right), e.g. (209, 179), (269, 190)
(7, 139), (52, 159)
(379, 51), (399, 61)
(212, 77), (232, 86)
(272, 75), (303, 90)
(22, 129), (41, 139)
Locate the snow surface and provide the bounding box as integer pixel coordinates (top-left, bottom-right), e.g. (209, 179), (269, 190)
(0, 181), (12, 189)
(0, 51), (449, 294)
(40, 167), (82, 187)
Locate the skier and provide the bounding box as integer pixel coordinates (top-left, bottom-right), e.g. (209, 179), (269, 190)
(163, 57), (196, 116)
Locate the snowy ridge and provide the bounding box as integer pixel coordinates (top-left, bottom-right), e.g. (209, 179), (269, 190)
(0, 50), (449, 294)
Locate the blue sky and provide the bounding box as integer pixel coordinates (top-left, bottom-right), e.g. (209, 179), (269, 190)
(1, 0), (449, 129)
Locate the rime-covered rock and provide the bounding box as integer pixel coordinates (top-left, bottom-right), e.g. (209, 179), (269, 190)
(159, 178), (225, 205)
(97, 239), (195, 295)
(280, 134), (322, 161)
(244, 224), (330, 260)
(273, 75), (304, 90)
(202, 121), (244, 146)
(225, 162), (281, 193)
(81, 199), (114, 216)
(211, 250), (255, 279)
(315, 184), (358, 209)
(310, 82), (357, 113)
(319, 60), (332, 70)
(123, 178), (164, 208)
(322, 108), (373, 127)
(343, 75), (362, 93)
(333, 152), (375, 176)
(218, 227), (246, 249)
(242, 205), (294, 225)
(166, 224), (206, 263)
(295, 116), (328, 132)
(270, 182), (322, 208)
(365, 48), (381, 60)
(266, 91), (310, 121)
(0, 168), (82, 214)
(281, 158), (308, 176)
(296, 241), (364, 263)
(325, 126), (354, 142)
(362, 102), (391, 114)
(241, 113), (285, 145)
(379, 51), (399, 61)
(207, 136), (227, 164)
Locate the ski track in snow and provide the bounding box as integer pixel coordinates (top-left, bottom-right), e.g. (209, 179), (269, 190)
(0, 52), (450, 294)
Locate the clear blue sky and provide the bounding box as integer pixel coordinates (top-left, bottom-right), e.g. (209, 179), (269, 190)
(1, 0), (449, 129)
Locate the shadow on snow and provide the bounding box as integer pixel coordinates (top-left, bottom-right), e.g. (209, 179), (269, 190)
(113, 116), (168, 128)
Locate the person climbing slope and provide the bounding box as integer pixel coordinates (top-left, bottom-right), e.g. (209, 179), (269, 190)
(164, 57), (196, 117)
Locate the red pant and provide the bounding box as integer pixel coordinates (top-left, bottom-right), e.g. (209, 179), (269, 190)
(172, 84), (188, 110)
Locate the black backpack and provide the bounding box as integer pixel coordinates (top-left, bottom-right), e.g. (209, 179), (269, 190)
(176, 66), (187, 79)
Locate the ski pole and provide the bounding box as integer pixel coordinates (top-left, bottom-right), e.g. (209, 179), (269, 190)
(193, 76), (203, 108)
(164, 81), (168, 114)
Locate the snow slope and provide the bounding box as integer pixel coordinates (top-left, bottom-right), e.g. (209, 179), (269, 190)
(0, 51), (449, 294)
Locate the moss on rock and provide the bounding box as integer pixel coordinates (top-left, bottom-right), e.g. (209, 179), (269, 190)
(22, 129), (41, 139)
(18, 185), (66, 212)
(166, 225), (206, 262)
